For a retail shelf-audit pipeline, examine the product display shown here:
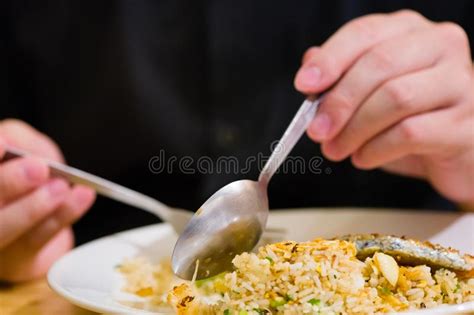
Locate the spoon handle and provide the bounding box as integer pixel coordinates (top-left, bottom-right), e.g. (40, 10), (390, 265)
(258, 96), (322, 185)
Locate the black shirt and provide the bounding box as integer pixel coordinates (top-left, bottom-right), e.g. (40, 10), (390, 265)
(3, 1), (474, 244)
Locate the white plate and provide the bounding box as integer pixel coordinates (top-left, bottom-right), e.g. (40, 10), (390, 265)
(48, 208), (474, 314)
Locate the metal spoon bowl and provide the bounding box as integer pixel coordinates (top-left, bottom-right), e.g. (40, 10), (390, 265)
(172, 180), (268, 279)
(172, 97), (321, 280)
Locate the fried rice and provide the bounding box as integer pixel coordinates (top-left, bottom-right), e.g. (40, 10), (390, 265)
(118, 238), (474, 314)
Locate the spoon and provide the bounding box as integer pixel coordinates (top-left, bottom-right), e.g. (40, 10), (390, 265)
(171, 96), (322, 280)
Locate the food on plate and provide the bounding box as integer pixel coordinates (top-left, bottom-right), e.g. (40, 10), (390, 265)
(339, 234), (474, 275)
(117, 258), (175, 302)
(118, 235), (474, 314)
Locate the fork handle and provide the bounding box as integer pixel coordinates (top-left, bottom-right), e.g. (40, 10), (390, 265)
(3, 146), (172, 220)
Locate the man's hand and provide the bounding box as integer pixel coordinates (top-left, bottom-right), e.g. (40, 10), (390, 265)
(295, 10), (474, 205)
(0, 119), (95, 282)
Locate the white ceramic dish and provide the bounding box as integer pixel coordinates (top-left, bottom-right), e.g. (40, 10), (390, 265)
(48, 208), (474, 314)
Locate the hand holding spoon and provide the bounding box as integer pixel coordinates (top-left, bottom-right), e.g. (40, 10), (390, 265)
(172, 97), (322, 280)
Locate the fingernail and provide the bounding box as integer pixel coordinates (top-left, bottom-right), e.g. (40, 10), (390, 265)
(309, 113), (331, 140)
(22, 159), (47, 183)
(47, 179), (69, 197)
(296, 66), (321, 87)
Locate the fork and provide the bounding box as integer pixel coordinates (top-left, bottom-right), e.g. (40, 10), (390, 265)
(3, 146), (285, 237)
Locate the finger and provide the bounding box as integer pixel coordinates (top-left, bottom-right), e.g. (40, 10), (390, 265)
(0, 157), (50, 205)
(350, 108), (468, 170)
(306, 22), (471, 144)
(323, 61), (469, 160)
(0, 139), (5, 159)
(294, 10), (429, 93)
(380, 156), (427, 179)
(309, 26), (449, 145)
(0, 179), (70, 248)
(301, 46), (322, 65)
(21, 186), (95, 250)
(0, 119), (64, 162)
(0, 228), (74, 282)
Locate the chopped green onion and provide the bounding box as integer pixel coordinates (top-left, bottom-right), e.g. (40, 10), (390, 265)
(264, 256), (274, 264)
(195, 272), (226, 288)
(270, 298), (286, 308)
(378, 286), (392, 295)
(224, 309), (231, 315)
(454, 283), (461, 293)
(239, 311), (248, 315)
(308, 298), (321, 306)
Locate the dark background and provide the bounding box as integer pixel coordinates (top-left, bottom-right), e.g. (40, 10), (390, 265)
(2, 1), (473, 244)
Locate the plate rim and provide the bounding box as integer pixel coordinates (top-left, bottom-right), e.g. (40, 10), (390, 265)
(47, 224), (171, 314)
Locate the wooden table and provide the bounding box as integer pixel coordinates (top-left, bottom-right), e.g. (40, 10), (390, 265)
(0, 279), (96, 315)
